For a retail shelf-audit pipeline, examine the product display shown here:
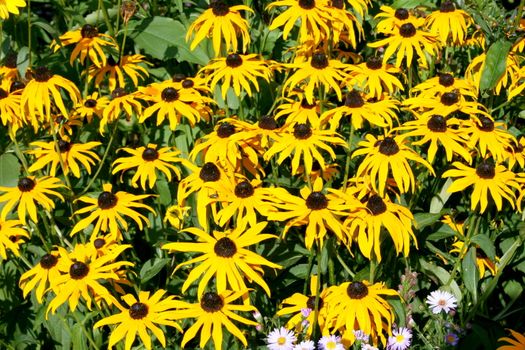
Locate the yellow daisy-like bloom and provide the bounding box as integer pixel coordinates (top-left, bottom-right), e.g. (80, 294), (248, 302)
(497, 329), (525, 350)
(186, 0), (253, 56)
(137, 80), (212, 130)
(162, 221), (281, 296)
(374, 6), (418, 34)
(89, 54), (150, 91)
(424, 1), (473, 45)
(164, 203), (191, 230)
(74, 92), (109, 123)
(174, 290), (257, 350)
(0, 218), (29, 259)
(508, 65), (525, 101)
(112, 143), (186, 190)
(267, 177), (361, 249)
(346, 56), (404, 98)
(505, 137), (525, 170)
(0, 0), (26, 19)
(52, 24), (117, 67)
(267, 0), (330, 44)
(463, 115), (516, 162)
(100, 88), (142, 133)
(368, 18), (438, 68)
(321, 90), (399, 130)
(283, 53), (348, 104)
(93, 290), (183, 350)
(466, 52), (520, 95)
(353, 134), (434, 196)
(0, 54), (21, 85)
(275, 93), (322, 127)
(329, 0), (364, 48)
(200, 53), (272, 99)
(396, 114), (471, 164)
(47, 243), (133, 314)
(402, 90), (487, 119)
(70, 183), (154, 238)
(411, 72), (477, 99)
(27, 138), (101, 178)
(450, 240), (498, 277)
(0, 81), (22, 128)
(345, 193), (415, 261)
(21, 67), (81, 130)
(264, 123), (347, 175)
(0, 176), (64, 225)
(443, 160), (520, 213)
(324, 280), (397, 346)
(51, 113), (84, 138)
(19, 251), (62, 303)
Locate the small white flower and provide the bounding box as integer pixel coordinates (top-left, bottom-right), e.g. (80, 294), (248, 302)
(387, 327), (412, 350)
(361, 344), (379, 350)
(301, 307), (312, 317)
(353, 330), (370, 343)
(293, 340), (316, 350)
(267, 327), (297, 350)
(426, 290), (458, 314)
(318, 335), (345, 350)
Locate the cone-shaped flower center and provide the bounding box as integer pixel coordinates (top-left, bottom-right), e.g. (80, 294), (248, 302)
(214, 237), (237, 257)
(182, 79), (194, 88)
(311, 53), (329, 69)
(111, 87), (128, 99)
(395, 8), (409, 20)
(366, 194), (387, 215)
(199, 162), (221, 182)
(58, 139), (72, 153)
(84, 99), (97, 108)
(399, 23), (416, 38)
(306, 192), (328, 210)
(332, 0), (343, 9)
(129, 302), (149, 319)
(40, 254), (58, 269)
(107, 55), (119, 66)
(307, 295), (324, 309)
(217, 122), (236, 138)
(439, 73), (455, 87)
(294, 123), (312, 139)
(226, 53), (243, 68)
(299, 0), (316, 9)
(476, 116), (494, 132)
(312, 160), (321, 171)
(142, 147), (159, 161)
(18, 177), (36, 192)
(301, 98), (317, 109)
(210, 0), (230, 16)
(441, 91), (459, 106)
(378, 137), (400, 155)
(98, 191), (118, 209)
(347, 281), (369, 299)
(69, 261), (89, 279)
(234, 181), (254, 198)
(476, 160), (495, 179)
(345, 90), (365, 108)
(172, 73), (185, 82)
(366, 56), (383, 70)
(10, 81), (25, 92)
(81, 24), (99, 38)
(93, 238), (106, 249)
(201, 292), (224, 312)
(34, 66), (53, 82)
(259, 115), (278, 130)
(440, 1), (456, 12)
(161, 87), (179, 102)
(0, 89), (8, 99)
(427, 115), (447, 132)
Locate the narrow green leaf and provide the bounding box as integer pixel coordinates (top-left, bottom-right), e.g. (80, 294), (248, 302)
(419, 258), (462, 301)
(156, 179), (172, 206)
(480, 39), (512, 92)
(140, 258), (169, 283)
(462, 247), (479, 302)
(414, 212), (442, 230)
(470, 234), (496, 260)
(0, 153), (20, 187)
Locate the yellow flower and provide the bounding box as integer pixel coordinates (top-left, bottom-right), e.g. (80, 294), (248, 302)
(0, 53), (21, 85)
(450, 240), (498, 277)
(0, 0), (26, 19)
(51, 113), (84, 138)
(100, 88), (142, 133)
(93, 290), (183, 350)
(374, 6), (418, 35)
(19, 251), (62, 303)
(27, 138), (101, 178)
(89, 54), (150, 91)
(70, 183), (154, 238)
(162, 221), (281, 296)
(0, 81), (23, 129)
(463, 115), (516, 162)
(346, 56), (404, 98)
(0, 218), (29, 259)
(466, 52), (520, 95)
(275, 93), (323, 127)
(328, 0), (364, 48)
(0, 176), (64, 225)
(402, 90), (487, 119)
(410, 72), (477, 99)
(498, 329), (525, 350)
(424, 1), (473, 45)
(174, 290), (257, 350)
(164, 203), (191, 230)
(52, 25), (117, 67)
(74, 92), (109, 123)
(186, 0), (253, 56)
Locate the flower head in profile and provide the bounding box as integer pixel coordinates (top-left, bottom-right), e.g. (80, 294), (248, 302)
(100, 88), (142, 133)
(0, 0), (26, 19)
(497, 329), (525, 350)
(93, 290), (183, 350)
(0, 80), (23, 132)
(89, 54), (150, 91)
(267, 326), (297, 350)
(163, 203), (191, 230)
(319, 335), (345, 350)
(426, 290), (457, 314)
(425, 1), (473, 45)
(0, 218), (29, 259)
(387, 327), (412, 350)
(19, 251), (62, 303)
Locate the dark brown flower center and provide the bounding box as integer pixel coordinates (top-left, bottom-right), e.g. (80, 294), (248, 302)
(347, 281), (369, 299)
(84, 99), (97, 108)
(55, 115), (66, 124)
(0, 89), (8, 99)
(311, 53), (329, 69)
(69, 261), (89, 279)
(439, 73), (455, 87)
(299, 0), (316, 9)
(441, 92), (459, 106)
(57, 139), (72, 153)
(129, 302), (149, 319)
(332, 0), (343, 9)
(172, 73), (185, 82)
(217, 122), (236, 138)
(399, 23), (416, 38)
(475, 160), (495, 179)
(294, 123), (312, 139)
(395, 8), (409, 20)
(182, 79), (194, 88)
(199, 162), (221, 182)
(226, 53), (243, 68)
(210, 0), (230, 16)
(301, 98), (317, 109)
(5, 52), (17, 68)
(161, 87), (179, 102)
(201, 292), (224, 312)
(312, 160), (321, 171)
(306, 295), (324, 309)
(259, 115), (278, 130)
(427, 115), (447, 132)
(234, 181), (254, 198)
(440, 1), (456, 12)
(107, 56), (119, 66)
(111, 87), (128, 98)
(476, 116), (494, 132)
(40, 254), (58, 269)
(98, 191), (118, 209)
(142, 147), (159, 161)
(34, 66), (53, 82)
(81, 24), (98, 38)
(378, 137), (400, 155)
(366, 56), (383, 70)
(345, 90), (365, 108)
(18, 177), (36, 192)
(306, 192), (328, 210)
(93, 238), (106, 249)
(366, 194), (387, 215)
(10, 81), (25, 92)
(214, 237), (237, 257)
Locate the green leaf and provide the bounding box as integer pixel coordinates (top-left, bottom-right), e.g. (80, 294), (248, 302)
(462, 247), (479, 302)
(140, 258), (169, 283)
(414, 212), (442, 230)
(0, 153), (20, 187)
(480, 39), (512, 92)
(392, 0), (434, 8)
(470, 234), (496, 260)
(156, 179), (172, 206)
(429, 178), (453, 214)
(71, 323), (87, 350)
(419, 258), (462, 301)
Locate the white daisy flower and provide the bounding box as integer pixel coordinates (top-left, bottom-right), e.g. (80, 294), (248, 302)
(267, 327), (297, 350)
(362, 345), (379, 350)
(318, 335), (345, 350)
(426, 290), (458, 314)
(387, 327), (412, 350)
(293, 340), (316, 350)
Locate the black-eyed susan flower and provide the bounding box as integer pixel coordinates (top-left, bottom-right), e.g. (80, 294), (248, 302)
(27, 138), (101, 178)
(21, 67), (81, 129)
(51, 113), (84, 138)
(463, 115), (516, 162)
(47, 243), (133, 314)
(0, 218), (29, 259)
(74, 92), (109, 123)
(0, 176), (64, 225)
(100, 88), (142, 133)
(411, 72), (477, 99)
(450, 240), (498, 277)
(425, 1), (473, 45)
(174, 290), (257, 350)
(89, 54), (150, 91)
(275, 93), (322, 127)
(505, 137), (525, 170)
(497, 329), (525, 350)
(112, 143), (186, 190)
(201, 53), (272, 99)
(93, 290), (183, 350)
(52, 24), (117, 67)
(234, 115), (282, 150)
(374, 6), (418, 34)
(346, 56), (404, 98)
(164, 203), (191, 230)
(329, 0), (364, 48)
(443, 160), (520, 213)
(466, 52), (520, 95)
(0, 81), (22, 128)
(403, 90), (486, 119)
(264, 123), (347, 175)
(0, 54), (20, 86)
(324, 280), (397, 347)
(0, 0), (26, 19)
(70, 183), (154, 238)
(508, 65), (525, 101)
(353, 134), (434, 196)
(186, 0), (253, 56)
(283, 53), (348, 104)
(19, 251), (62, 303)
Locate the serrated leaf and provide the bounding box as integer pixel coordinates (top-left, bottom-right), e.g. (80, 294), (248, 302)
(0, 153), (20, 187)
(480, 39), (512, 92)
(140, 258), (169, 283)
(470, 234), (496, 260)
(462, 247), (479, 302)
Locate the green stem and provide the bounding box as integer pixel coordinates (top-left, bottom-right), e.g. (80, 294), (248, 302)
(12, 137), (29, 175)
(311, 246), (322, 340)
(119, 21), (129, 62)
(303, 248), (315, 295)
(71, 312), (99, 350)
(342, 125), (355, 191)
(115, 0), (122, 33)
(369, 258), (376, 283)
(336, 251), (355, 278)
(512, 0), (525, 36)
(99, 0), (114, 37)
(27, 0), (32, 67)
(446, 215), (479, 286)
(31, 221), (50, 251)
